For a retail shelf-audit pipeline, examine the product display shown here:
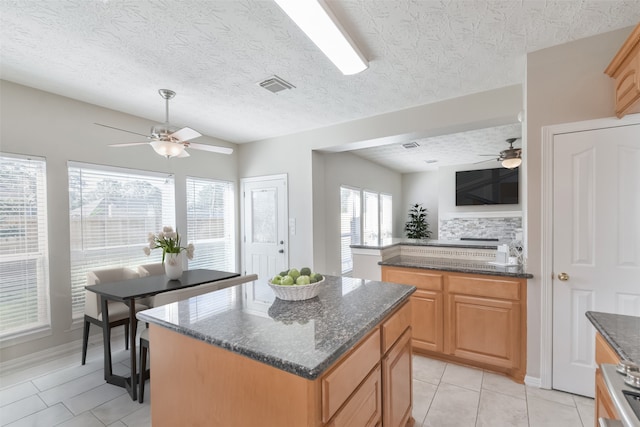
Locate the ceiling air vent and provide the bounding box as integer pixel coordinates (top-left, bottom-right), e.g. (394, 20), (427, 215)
(402, 142), (419, 149)
(258, 75), (295, 94)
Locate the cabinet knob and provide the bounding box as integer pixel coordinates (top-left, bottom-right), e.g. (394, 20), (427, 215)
(558, 272), (570, 281)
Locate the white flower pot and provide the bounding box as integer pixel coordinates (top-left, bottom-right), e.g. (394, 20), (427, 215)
(164, 252), (183, 280)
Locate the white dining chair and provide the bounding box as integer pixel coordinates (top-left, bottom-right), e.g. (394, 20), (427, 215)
(82, 267), (149, 365)
(137, 263), (165, 277)
(138, 273), (258, 402)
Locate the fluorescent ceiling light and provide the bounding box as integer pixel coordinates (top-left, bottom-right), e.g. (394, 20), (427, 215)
(274, 0), (368, 75)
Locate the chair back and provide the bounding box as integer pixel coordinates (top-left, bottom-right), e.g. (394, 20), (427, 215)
(137, 263), (165, 277)
(151, 274), (258, 307)
(84, 267), (140, 318)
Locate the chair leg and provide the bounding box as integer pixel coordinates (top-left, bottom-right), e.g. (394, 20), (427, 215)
(81, 320), (90, 365)
(139, 340), (148, 403)
(124, 321), (129, 350)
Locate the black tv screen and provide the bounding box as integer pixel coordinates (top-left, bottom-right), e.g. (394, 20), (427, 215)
(456, 167), (519, 206)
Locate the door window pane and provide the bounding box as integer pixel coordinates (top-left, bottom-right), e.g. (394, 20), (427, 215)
(251, 189), (277, 244)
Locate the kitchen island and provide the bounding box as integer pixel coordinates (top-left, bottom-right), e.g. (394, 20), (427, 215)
(587, 311), (640, 426)
(137, 275), (416, 427)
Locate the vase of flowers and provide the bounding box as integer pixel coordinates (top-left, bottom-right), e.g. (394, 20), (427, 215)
(144, 226), (195, 280)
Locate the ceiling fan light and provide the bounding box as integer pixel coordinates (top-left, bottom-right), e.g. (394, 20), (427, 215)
(502, 156), (522, 169)
(150, 140), (184, 158)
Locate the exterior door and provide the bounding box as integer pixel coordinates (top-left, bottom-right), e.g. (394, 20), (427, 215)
(552, 123), (640, 396)
(241, 175), (288, 280)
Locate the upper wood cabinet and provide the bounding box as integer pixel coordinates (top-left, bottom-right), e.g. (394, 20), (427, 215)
(605, 23), (640, 117)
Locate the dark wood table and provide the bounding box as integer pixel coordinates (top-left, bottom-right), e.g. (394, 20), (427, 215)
(85, 269), (240, 400)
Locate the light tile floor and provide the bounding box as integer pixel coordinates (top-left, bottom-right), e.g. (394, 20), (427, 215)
(1, 344), (594, 426)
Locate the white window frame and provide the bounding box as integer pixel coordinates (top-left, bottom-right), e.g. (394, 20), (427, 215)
(186, 176), (236, 272)
(0, 153), (51, 341)
(67, 162), (176, 319)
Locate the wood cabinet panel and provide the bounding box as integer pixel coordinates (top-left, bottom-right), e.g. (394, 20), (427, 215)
(605, 23), (640, 117)
(447, 274), (522, 300)
(327, 365), (381, 427)
(382, 301), (412, 354)
(594, 332), (620, 425)
(447, 294), (520, 369)
(322, 329), (381, 423)
(595, 332), (621, 365)
(382, 266), (443, 291)
(410, 290), (443, 353)
(383, 328), (413, 427)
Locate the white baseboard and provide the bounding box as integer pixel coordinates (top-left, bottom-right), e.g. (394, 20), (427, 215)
(525, 375), (542, 388)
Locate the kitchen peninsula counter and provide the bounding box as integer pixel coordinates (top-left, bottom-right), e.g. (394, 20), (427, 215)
(380, 255), (533, 279)
(138, 276), (416, 426)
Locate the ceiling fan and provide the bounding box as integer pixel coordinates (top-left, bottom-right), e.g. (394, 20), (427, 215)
(477, 137), (522, 169)
(95, 89), (233, 158)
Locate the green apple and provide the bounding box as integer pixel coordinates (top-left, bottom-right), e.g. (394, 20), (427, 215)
(300, 267), (311, 276)
(296, 275), (310, 286)
(280, 275), (294, 286)
(312, 273), (323, 282)
(279, 270), (289, 277)
(288, 268), (300, 281)
(309, 275), (318, 283)
(271, 275), (282, 285)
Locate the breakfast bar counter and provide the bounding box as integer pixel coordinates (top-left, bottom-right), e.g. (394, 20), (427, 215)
(138, 276), (416, 427)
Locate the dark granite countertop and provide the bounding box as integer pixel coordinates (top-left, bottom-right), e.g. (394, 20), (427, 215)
(586, 311), (640, 363)
(379, 255), (533, 278)
(137, 275), (415, 380)
(351, 238), (503, 250)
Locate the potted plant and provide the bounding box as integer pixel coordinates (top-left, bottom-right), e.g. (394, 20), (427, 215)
(144, 226), (194, 279)
(404, 203), (432, 239)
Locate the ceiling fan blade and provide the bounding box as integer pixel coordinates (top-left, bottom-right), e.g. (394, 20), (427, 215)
(478, 154), (498, 156)
(473, 158), (499, 164)
(108, 141), (150, 147)
(95, 123), (150, 138)
(188, 142), (233, 155)
(176, 149), (190, 158)
(170, 127), (201, 142)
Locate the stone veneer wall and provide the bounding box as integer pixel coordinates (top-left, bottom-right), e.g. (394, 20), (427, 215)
(439, 216), (522, 241)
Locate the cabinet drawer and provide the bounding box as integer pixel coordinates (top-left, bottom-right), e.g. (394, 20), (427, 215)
(448, 274), (522, 301)
(327, 365), (382, 427)
(381, 301), (411, 354)
(382, 267), (443, 291)
(322, 329), (381, 422)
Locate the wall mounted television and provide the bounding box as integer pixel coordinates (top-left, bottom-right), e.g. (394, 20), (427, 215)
(455, 167), (519, 206)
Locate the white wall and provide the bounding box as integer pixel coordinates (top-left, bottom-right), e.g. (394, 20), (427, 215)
(524, 26), (632, 380)
(401, 171), (440, 239)
(0, 81), (238, 362)
(320, 151), (402, 276)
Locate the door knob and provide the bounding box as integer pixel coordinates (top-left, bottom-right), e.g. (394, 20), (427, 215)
(558, 272), (570, 281)
(278, 249), (284, 253)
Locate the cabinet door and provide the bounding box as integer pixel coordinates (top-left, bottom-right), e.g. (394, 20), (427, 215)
(447, 294), (520, 369)
(595, 369), (619, 421)
(383, 328), (412, 427)
(411, 290), (443, 353)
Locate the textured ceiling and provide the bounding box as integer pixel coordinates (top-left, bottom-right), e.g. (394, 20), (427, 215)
(1, 1), (638, 169)
(352, 123), (522, 173)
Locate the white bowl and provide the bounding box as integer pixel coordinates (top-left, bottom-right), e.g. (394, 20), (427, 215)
(268, 278), (324, 301)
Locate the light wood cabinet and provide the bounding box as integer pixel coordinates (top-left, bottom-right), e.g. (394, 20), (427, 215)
(382, 267), (444, 353)
(605, 23), (640, 117)
(382, 266), (527, 382)
(383, 328), (413, 427)
(594, 333), (620, 425)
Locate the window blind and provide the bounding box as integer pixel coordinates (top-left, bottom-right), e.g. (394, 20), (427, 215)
(340, 186), (360, 274)
(68, 162), (175, 318)
(186, 177), (235, 272)
(380, 193), (393, 240)
(0, 154), (50, 339)
(363, 191), (379, 246)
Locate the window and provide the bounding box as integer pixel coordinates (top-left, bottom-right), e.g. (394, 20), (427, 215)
(68, 163), (175, 318)
(340, 187), (360, 274)
(0, 154), (50, 339)
(340, 187), (392, 274)
(186, 177), (235, 272)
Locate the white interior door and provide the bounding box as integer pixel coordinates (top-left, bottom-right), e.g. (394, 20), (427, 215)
(241, 175), (288, 280)
(552, 123), (640, 397)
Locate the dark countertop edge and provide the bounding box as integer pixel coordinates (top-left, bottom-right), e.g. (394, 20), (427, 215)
(137, 286), (416, 380)
(379, 259), (533, 279)
(585, 311), (633, 361)
(351, 241), (499, 250)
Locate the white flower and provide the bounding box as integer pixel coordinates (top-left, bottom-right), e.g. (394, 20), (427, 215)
(147, 232), (155, 243)
(149, 241), (157, 249)
(144, 226), (194, 261)
(157, 231), (165, 239)
(166, 231), (177, 240)
(163, 226), (173, 233)
(143, 246), (151, 256)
